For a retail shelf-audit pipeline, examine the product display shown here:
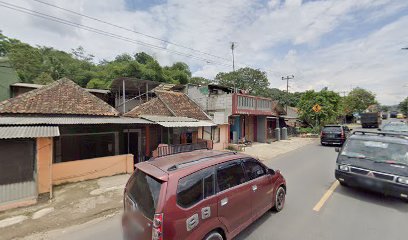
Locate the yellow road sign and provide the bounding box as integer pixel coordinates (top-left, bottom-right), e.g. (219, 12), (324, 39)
(313, 104), (322, 113)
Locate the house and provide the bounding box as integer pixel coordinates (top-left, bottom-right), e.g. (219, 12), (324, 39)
(184, 84), (284, 144)
(0, 78), (153, 210)
(0, 57), (20, 102)
(123, 90), (217, 151)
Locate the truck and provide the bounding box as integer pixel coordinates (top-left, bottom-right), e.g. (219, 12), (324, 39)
(360, 112), (382, 128)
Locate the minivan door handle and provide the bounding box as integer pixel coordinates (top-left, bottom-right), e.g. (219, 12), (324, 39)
(221, 197), (228, 206)
(252, 185), (258, 191)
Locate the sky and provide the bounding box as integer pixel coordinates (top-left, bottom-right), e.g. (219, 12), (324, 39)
(0, 0), (407, 105)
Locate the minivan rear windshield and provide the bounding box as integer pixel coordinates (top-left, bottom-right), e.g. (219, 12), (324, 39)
(323, 126), (341, 132)
(126, 169), (162, 220)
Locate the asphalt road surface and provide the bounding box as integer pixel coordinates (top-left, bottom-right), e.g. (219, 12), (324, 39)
(37, 139), (408, 240)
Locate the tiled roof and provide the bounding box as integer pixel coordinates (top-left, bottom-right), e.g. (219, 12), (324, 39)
(124, 97), (173, 117)
(156, 91), (210, 120)
(124, 91), (210, 120)
(0, 78), (119, 116)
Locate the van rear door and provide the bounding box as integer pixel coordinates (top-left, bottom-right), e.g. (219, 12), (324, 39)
(123, 168), (165, 240)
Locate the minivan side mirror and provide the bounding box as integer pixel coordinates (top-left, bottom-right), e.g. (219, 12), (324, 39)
(268, 168), (275, 175)
(335, 147), (341, 153)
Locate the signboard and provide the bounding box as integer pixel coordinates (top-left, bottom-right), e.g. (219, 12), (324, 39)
(312, 104), (322, 113)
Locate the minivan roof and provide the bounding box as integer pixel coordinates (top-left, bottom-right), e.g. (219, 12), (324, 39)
(137, 150), (250, 179)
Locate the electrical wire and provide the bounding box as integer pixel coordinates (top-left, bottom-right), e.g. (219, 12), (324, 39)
(31, 0), (231, 62)
(0, 1), (233, 68)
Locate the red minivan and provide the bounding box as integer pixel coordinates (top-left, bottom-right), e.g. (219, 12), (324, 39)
(122, 150), (286, 240)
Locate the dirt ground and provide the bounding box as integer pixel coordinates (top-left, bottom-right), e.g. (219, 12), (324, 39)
(0, 174), (129, 240)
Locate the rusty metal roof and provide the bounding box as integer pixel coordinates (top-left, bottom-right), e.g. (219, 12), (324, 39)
(0, 126), (60, 139)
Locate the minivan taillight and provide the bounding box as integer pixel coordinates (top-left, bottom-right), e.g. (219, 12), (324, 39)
(320, 131), (324, 137)
(341, 130), (345, 139)
(152, 213), (163, 240)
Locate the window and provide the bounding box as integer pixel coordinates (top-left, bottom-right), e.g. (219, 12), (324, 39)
(54, 132), (116, 162)
(177, 167), (214, 208)
(212, 127), (220, 143)
(203, 126), (212, 140)
(127, 170), (162, 220)
(243, 159), (266, 180)
(216, 160), (246, 192)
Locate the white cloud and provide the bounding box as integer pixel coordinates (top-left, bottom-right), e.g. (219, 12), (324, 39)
(0, 0), (407, 104)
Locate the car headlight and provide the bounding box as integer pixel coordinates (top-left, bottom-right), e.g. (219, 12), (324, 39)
(338, 165), (350, 171)
(397, 177), (408, 185)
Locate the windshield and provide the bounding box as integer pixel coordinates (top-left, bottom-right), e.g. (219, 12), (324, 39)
(382, 123), (408, 132)
(341, 139), (408, 164)
(323, 127), (341, 132)
(126, 169), (162, 220)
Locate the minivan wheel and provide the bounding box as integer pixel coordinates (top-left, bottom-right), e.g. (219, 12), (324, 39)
(204, 231), (224, 240)
(273, 186), (286, 212)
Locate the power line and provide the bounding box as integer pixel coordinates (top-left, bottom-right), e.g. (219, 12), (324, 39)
(31, 0), (231, 62)
(0, 1), (233, 68)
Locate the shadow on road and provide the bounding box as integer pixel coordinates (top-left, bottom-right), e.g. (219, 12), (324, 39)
(335, 185), (408, 213)
(234, 211), (277, 239)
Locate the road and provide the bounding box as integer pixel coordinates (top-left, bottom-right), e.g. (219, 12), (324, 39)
(29, 139), (408, 240)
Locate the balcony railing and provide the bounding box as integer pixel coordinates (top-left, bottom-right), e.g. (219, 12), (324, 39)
(232, 93), (274, 115)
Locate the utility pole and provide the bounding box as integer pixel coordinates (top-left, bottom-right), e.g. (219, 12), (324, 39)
(339, 91), (347, 124)
(230, 42), (237, 92)
(231, 42), (236, 72)
(281, 75), (294, 113)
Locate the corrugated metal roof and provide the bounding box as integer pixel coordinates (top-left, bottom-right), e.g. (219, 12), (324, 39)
(0, 116), (153, 125)
(158, 121), (216, 128)
(0, 126), (60, 139)
(141, 115), (198, 122)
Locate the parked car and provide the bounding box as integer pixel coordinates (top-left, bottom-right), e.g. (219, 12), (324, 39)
(122, 150), (286, 240)
(320, 125), (351, 146)
(390, 111), (398, 118)
(335, 131), (408, 201)
(397, 113), (405, 119)
(381, 122), (408, 133)
(381, 113), (388, 119)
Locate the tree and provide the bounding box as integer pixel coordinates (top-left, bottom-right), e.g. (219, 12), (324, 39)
(189, 77), (212, 85)
(215, 67), (270, 97)
(399, 97), (408, 116)
(266, 88), (304, 107)
(344, 87), (378, 113)
(297, 89), (342, 127)
(33, 72), (54, 85)
(86, 78), (107, 89)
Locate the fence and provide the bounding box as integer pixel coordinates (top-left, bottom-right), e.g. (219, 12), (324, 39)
(287, 127), (299, 137)
(155, 141), (213, 158)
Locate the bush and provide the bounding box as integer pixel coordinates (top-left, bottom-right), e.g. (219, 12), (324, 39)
(298, 127), (320, 134)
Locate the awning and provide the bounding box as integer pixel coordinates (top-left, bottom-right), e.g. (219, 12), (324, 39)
(0, 116), (153, 125)
(0, 126), (60, 139)
(157, 121), (216, 128)
(140, 115), (216, 127)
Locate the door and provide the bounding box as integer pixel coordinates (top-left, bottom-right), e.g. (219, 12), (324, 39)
(216, 160), (252, 233)
(124, 130), (141, 163)
(0, 139), (37, 205)
(242, 159), (273, 217)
